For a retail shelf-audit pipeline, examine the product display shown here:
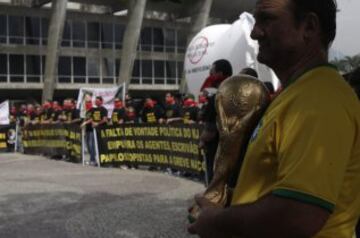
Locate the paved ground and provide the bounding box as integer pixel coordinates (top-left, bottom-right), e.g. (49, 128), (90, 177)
(0, 153), (204, 238)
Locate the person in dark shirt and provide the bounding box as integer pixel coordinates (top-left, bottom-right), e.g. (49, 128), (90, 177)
(25, 104), (37, 126)
(50, 101), (62, 124)
(33, 105), (43, 125)
(90, 96), (108, 128)
(164, 92), (182, 124)
(200, 59), (233, 184)
(81, 97), (107, 166)
(9, 106), (17, 125)
(111, 98), (126, 125)
(59, 99), (79, 124)
(67, 99), (81, 124)
(182, 97), (199, 124)
(40, 100), (53, 124)
(197, 91), (208, 124)
(124, 106), (138, 124)
(141, 97), (164, 123)
(17, 104), (27, 126)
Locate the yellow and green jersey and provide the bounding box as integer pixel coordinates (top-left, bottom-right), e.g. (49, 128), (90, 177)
(231, 65), (360, 238)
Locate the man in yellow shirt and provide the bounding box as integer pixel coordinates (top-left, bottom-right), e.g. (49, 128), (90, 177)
(188, 0), (360, 237)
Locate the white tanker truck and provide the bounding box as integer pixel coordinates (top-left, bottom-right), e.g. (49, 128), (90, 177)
(183, 12), (280, 98)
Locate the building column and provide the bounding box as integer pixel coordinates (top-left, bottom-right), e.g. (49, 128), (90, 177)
(187, 0), (213, 43)
(42, 0), (68, 102)
(180, 0), (213, 93)
(117, 0), (147, 88)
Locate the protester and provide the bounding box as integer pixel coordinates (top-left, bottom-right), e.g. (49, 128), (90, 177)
(40, 100), (53, 124)
(188, 1), (360, 238)
(182, 97), (199, 124)
(91, 96), (108, 128)
(199, 59), (233, 184)
(141, 97), (164, 123)
(124, 106), (138, 124)
(81, 97), (107, 166)
(32, 105), (42, 124)
(111, 98), (126, 125)
(197, 90), (208, 124)
(81, 99), (95, 165)
(9, 106), (17, 125)
(239, 67), (258, 78)
(50, 101), (62, 124)
(164, 92), (183, 124)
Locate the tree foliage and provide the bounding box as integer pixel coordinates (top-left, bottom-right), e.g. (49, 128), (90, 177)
(331, 54), (360, 74)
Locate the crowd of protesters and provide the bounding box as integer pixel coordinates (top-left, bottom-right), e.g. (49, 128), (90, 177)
(7, 92), (211, 177)
(8, 92), (210, 128)
(9, 99), (81, 127)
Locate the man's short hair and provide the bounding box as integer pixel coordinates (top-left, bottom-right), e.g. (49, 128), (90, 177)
(290, 0), (337, 49)
(96, 96), (103, 101)
(240, 67), (258, 78)
(213, 59), (233, 77)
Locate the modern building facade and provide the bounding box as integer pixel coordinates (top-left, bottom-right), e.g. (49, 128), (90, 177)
(0, 0), (255, 102)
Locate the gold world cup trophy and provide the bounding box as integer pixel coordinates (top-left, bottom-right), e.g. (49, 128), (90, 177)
(188, 74), (270, 222)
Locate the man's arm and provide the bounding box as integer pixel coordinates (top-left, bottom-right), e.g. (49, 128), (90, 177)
(188, 194), (330, 238)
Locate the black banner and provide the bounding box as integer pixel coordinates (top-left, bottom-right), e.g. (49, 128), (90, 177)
(22, 124), (82, 162)
(96, 124), (204, 174)
(0, 125), (16, 153)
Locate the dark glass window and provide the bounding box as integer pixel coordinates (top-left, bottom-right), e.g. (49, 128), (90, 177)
(25, 17), (40, 45)
(165, 29), (176, 52)
(132, 60), (140, 77)
(177, 61), (184, 79)
(87, 58), (99, 76)
(41, 18), (49, 45)
(177, 29), (187, 53)
(87, 22), (100, 48)
(62, 21), (71, 47)
(26, 55), (41, 75)
(114, 24), (125, 49)
(102, 58), (114, 77)
(103, 58), (115, 84)
(72, 21), (85, 47)
(58, 56), (71, 83)
(0, 54), (7, 74)
(10, 54), (24, 74)
(73, 57), (86, 83)
(9, 16), (24, 44)
(10, 54), (24, 82)
(153, 28), (164, 52)
(26, 55), (41, 82)
(101, 23), (113, 49)
(58, 57), (71, 75)
(166, 61), (177, 78)
(42, 56), (46, 75)
(142, 60), (152, 77)
(154, 60), (164, 77)
(0, 15), (7, 43)
(140, 27), (152, 51)
(115, 59), (121, 77)
(73, 57), (86, 76)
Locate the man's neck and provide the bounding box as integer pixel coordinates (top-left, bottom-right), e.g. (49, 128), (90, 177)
(274, 49), (328, 88)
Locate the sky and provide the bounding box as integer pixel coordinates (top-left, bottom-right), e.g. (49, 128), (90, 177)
(331, 0), (360, 57)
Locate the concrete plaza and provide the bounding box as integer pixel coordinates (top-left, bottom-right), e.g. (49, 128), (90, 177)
(0, 153), (204, 238)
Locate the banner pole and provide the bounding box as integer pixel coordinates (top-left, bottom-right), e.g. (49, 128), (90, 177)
(82, 127), (85, 166)
(93, 128), (101, 168)
(14, 122), (19, 153)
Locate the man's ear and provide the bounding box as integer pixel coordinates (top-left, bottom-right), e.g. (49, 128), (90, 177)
(303, 12), (321, 43)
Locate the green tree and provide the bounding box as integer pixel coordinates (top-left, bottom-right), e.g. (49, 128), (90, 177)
(331, 54), (360, 74)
